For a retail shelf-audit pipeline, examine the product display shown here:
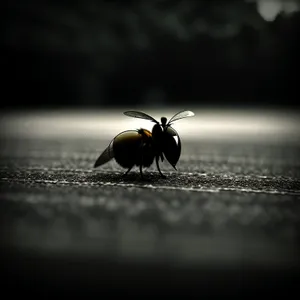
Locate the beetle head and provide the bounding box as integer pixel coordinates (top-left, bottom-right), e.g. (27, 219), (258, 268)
(161, 117), (167, 128)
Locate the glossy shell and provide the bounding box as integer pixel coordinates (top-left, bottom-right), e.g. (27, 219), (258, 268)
(113, 129), (154, 168)
(94, 129), (154, 169)
(162, 126), (181, 168)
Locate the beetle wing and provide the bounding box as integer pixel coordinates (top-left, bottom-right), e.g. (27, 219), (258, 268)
(124, 111), (159, 124)
(168, 110), (194, 125)
(162, 127), (181, 169)
(94, 140), (114, 168)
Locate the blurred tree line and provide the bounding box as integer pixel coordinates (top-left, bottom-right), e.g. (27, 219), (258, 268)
(3, 0), (300, 109)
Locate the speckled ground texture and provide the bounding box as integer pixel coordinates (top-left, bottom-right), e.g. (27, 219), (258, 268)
(1, 109), (300, 296)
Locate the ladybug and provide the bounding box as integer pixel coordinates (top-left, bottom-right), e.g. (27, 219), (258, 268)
(94, 110), (194, 178)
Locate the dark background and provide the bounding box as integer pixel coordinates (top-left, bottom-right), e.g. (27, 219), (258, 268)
(1, 1), (300, 296)
(3, 0), (300, 111)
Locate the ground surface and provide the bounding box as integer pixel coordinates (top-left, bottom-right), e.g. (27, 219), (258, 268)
(0, 108), (299, 296)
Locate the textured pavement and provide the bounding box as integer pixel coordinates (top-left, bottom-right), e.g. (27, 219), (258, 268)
(1, 109), (300, 296)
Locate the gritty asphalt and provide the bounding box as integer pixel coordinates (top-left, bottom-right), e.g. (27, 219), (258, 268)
(0, 109), (300, 296)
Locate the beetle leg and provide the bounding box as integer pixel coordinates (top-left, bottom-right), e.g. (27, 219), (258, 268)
(156, 155), (166, 179)
(139, 164), (144, 180)
(160, 153), (164, 162)
(123, 165), (133, 177)
(139, 146), (145, 180)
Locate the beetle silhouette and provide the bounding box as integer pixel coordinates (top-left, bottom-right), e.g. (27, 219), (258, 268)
(94, 110), (194, 178)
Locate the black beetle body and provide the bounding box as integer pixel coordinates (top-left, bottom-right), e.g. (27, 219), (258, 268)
(94, 128), (154, 176)
(151, 120), (181, 171)
(94, 110), (194, 178)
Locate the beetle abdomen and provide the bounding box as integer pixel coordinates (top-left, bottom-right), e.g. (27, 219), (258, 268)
(113, 130), (141, 168)
(113, 129), (154, 168)
(139, 143), (155, 167)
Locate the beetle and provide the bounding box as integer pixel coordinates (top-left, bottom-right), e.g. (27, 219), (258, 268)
(93, 110), (194, 178)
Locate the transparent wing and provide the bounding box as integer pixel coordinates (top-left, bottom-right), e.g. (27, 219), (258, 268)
(168, 110), (195, 125)
(94, 140), (114, 168)
(123, 111), (159, 124)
